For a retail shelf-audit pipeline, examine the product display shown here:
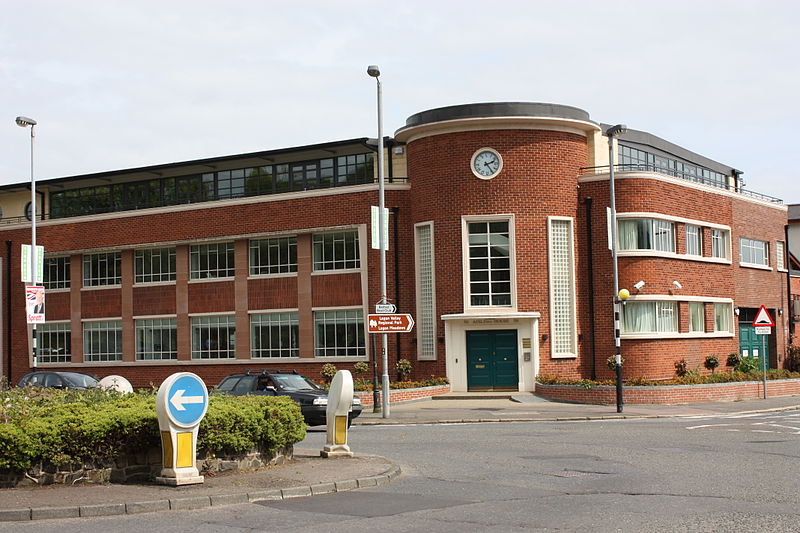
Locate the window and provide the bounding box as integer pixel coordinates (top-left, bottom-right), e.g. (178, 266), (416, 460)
(250, 237), (297, 275)
(548, 218), (576, 356)
(135, 247), (176, 283)
(622, 301), (678, 333)
(43, 257), (70, 290)
(191, 315), (236, 359)
(251, 312), (299, 358)
(314, 310), (365, 357)
(740, 238), (769, 266)
(190, 242), (235, 279)
(136, 318), (177, 360)
(711, 229), (729, 259)
(467, 220), (512, 306)
(336, 153), (374, 185)
(313, 232), (360, 271)
(83, 320), (123, 362)
(689, 302), (705, 333)
(618, 219), (675, 252)
(714, 303), (731, 332)
(37, 323), (71, 363)
(415, 223), (436, 360)
(685, 225), (702, 256)
(776, 240), (787, 270)
(83, 252), (121, 286)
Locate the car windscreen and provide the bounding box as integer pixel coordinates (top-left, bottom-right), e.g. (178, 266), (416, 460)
(61, 373), (99, 388)
(216, 376), (242, 392)
(272, 375), (323, 391)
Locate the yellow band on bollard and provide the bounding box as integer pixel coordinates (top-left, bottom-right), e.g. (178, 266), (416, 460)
(176, 432), (194, 468)
(334, 416), (347, 445)
(161, 431), (173, 468)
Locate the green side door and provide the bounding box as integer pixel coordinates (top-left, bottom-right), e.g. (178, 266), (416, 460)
(739, 324), (769, 367)
(466, 330), (519, 391)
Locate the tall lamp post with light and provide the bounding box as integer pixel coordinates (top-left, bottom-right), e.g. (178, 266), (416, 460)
(367, 65), (390, 418)
(15, 115), (39, 369)
(606, 123), (627, 413)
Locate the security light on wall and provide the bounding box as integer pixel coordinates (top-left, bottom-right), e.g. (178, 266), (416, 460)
(672, 281), (683, 289)
(633, 280), (645, 290)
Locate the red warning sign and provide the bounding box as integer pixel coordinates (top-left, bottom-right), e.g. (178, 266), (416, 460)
(752, 305), (775, 327)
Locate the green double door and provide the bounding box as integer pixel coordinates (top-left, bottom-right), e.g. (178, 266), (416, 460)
(466, 330), (519, 391)
(739, 324), (769, 366)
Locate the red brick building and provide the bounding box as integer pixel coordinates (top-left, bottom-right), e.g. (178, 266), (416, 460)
(0, 102), (791, 391)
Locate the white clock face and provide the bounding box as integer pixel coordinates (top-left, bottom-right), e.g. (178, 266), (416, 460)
(472, 149), (502, 179)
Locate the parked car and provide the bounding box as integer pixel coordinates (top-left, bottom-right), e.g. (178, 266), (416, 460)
(17, 371), (99, 390)
(214, 370), (362, 427)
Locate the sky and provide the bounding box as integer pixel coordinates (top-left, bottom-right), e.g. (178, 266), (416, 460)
(1, 0), (798, 204)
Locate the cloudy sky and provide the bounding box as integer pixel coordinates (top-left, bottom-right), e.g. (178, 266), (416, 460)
(2, 0), (798, 204)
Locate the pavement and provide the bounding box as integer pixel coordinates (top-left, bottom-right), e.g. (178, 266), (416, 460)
(2, 392), (799, 522)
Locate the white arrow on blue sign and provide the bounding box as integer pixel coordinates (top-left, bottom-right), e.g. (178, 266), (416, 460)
(164, 374), (208, 427)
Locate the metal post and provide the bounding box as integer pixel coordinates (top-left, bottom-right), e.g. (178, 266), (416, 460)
(371, 334), (380, 412)
(367, 65), (390, 418)
(607, 125), (627, 413)
(30, 123), (36, 369)
(762, 334), (767, 399)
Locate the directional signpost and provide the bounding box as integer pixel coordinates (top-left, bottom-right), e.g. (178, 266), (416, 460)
(752, 305), (775, 399)
(367, 313), (415, 333)
(155, 372), (209, 485)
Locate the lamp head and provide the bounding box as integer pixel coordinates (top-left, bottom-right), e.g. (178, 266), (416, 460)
(367, 65), (381, 78)
(15, 116), (37, 127)
(618, 288), (630, 301)
(605, 124), (627, 137)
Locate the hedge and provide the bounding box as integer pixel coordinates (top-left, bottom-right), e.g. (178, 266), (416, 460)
(0, 387), (305, 473)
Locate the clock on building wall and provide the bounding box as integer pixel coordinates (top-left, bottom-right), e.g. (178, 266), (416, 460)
(471, 148), (503, 180)
(24, 202), (32, 221)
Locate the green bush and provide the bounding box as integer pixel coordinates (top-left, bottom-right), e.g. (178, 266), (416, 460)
(0, 388), (305, 474)
(396, 358), (413, 381)
(537, 368), (800, 388)
(321, 363), (338, 383)
(674, 359), (689, 377)
(726, 353), (742, 368)
(735, 356), (763, 374)
(786, 345), (800, 372)
(703, 355), (720, 373)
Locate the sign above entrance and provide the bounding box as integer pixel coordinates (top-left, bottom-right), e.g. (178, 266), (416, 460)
(753, 306), (775, 327)
(367, 314), (414, 333)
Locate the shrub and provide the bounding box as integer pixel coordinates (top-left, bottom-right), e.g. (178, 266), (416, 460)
(353, 361), (370, 376)
(320, 363), (338, 383)
(786, 345), (800, 372)
(396, 358), (413, 381)
(726, 353), (742, 368)
(674, 359), (689, 377)
(606, 355), (623, 370)
(703, 355), (720, 373)
(736, 356), (763, 375)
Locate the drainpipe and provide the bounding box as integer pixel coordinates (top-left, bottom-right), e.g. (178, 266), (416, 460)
(5, 240), (12, 381)
(584, 197), (597, 380)
(392, 206), (401, 374)
(786, 224), (793, 345)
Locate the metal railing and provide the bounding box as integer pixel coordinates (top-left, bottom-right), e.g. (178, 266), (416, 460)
(580, 164), (783, 204)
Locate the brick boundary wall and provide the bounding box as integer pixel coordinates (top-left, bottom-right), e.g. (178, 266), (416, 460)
(535, 379), (800, 405)
(355, 385), (451, 406)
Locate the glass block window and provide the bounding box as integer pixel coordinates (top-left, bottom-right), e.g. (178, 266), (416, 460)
(83, 252), (121, 286)
(468, 220), (511, 306)
(689, 302), (705, 333)
(622, 302), (678, 333)
(251, 312), (299, 358)
(714, 303), (732, 332)
(685, 225), (702, 256)
(191, 315), (236, 359)
(190, 242), (235, 279)
(548, 219), (576, 356)
(740, 238), (769, 266)
(314, 310), (365, 357)
(711, 229), (729, 259)
(249, 237), (297, 275)
(135, 318), (177, 360)
(135, 247), (176, 283)
(618, 219), (675, 252)
(37, 323), (71, 363)
(83, 320), (123, 362)
(776, 240), (786, 270)
(43, 256), (70, 290)
(313, 231), (360, 271)
(415, 223), (436, 360)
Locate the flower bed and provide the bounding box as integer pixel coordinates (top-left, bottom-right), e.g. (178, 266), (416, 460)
(535, 378), (800, 405)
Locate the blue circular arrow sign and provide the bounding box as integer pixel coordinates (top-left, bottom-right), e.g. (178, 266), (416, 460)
(165, 374), (208, 427)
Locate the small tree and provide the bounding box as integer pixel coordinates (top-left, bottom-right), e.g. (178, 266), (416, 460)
(396, 358), (413, 381)
(703, 355), (720, 373)
(353, 361), (370, 376)
(726, 353), (742, 368)
(320, 363), (338, 383)
(606, 355), (623, 370)
(674, 358), (689, 377)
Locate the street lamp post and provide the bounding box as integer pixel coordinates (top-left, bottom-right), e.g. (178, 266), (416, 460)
(367, 65), (390, 418)
(606, 123), (627, 414)
(16, 115), (38, 369)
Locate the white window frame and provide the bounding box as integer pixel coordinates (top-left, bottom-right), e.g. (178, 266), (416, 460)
(461, 214), (517, 313)
(414, 222), (437, 361)
(547, 217), (577, 358)
(135, 317), (178, 360)
(43, 256), (70, 291)
(622, 301), (678, 335)
(135, 247), (176, 284)
(190, 314), (236, 359)
(314, 308), (366, 357)
(190, 242), (235, 280)
(711, 229), (730, 260)
(776, 240), (787, 272)
(618, 218), (675, 253)
(37, 322), (71, 364)
(685, 225), (702, 256)
(83, 319), (123, 362)
(312, 231), (361, 272)
(714, 303), (732, 333)
(251, 312), (299, 358)
(688, 302), (705, 333)
(622, 295), (734, 338)
(249, 236), (298, 276)
(83, 252), (122, 287)
(739, 237), (771, 269)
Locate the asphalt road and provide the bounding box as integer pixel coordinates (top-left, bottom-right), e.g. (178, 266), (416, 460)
(4, 411), (799, 532)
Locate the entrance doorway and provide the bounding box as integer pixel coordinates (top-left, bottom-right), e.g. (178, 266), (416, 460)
(466, 330), (518, 391)
(738, 307), (771, 369)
